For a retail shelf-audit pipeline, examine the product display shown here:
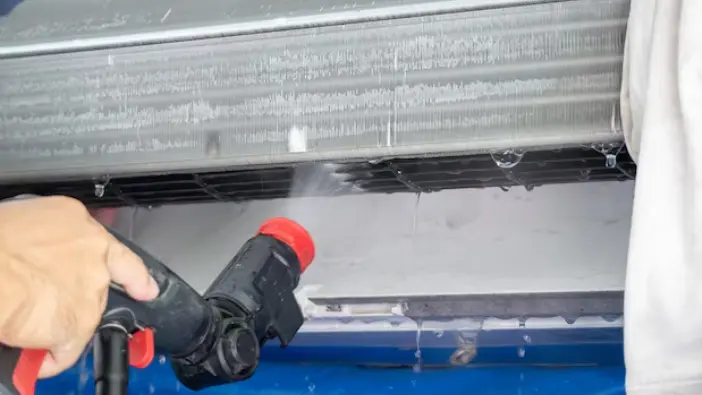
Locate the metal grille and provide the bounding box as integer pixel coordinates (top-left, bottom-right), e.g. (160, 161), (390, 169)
(0, 145), (636, 208)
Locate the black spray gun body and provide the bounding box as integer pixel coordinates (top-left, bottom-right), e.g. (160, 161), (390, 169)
(0, 217), (315, 395)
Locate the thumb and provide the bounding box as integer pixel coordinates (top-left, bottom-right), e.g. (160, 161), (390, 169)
(38, 340), (89, 378)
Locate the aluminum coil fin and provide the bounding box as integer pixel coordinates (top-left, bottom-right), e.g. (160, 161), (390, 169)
(0, 0), (629, 182)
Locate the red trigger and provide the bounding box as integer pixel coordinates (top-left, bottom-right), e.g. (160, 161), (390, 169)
(128, 328), (155, 369)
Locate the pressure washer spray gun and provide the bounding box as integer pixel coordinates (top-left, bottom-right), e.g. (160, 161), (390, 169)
(0, 217), (315, 395)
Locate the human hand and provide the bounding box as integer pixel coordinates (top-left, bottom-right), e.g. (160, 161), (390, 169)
(0, 196), (159, 377)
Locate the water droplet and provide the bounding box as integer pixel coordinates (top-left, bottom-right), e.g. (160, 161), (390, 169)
(518, 347), (526, 358)
(78, 371), (89, 391)
(94, 183), (105, 198)
(413, 320), (423, 373)
(523, 335), (532, 344)
(308, 384), (316, 392)
(601, 314), (620, 323)
(77, 349), (90, 395)
(434, 329), (444, 338)
(158, 355), (167, 365)
(491, 149), (525, 169)
(148, 384), (155, 394)
(412, 192), (422, 237)
(605, 154), (617, 168)
(413, 348), (423, 373)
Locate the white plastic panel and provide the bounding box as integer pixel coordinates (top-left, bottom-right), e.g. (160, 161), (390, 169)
(112, 181), (633, 300)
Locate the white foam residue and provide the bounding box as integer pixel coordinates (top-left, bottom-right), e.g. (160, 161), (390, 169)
(294, 284), (323, 318)
(299, 317), (416, 333)
(525, 316), (622, 328)
(482, 318), (522, 330)
(288, 125), (308, 153)
(422, 318), (483, 332)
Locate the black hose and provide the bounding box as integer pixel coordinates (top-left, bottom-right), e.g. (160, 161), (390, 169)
(94, 326), (129, 395)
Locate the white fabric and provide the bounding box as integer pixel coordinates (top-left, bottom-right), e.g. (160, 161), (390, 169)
(621, 0), (702, 393)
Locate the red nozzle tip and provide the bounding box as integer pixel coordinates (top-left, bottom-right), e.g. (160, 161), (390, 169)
(128, 328), (155, 369)
(257, 217), (315, 273)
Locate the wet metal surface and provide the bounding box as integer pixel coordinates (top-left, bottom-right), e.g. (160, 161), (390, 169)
(0, 0), (628, 182)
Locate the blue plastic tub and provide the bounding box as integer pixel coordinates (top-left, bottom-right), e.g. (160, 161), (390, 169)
(40, 342), (625, 395)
